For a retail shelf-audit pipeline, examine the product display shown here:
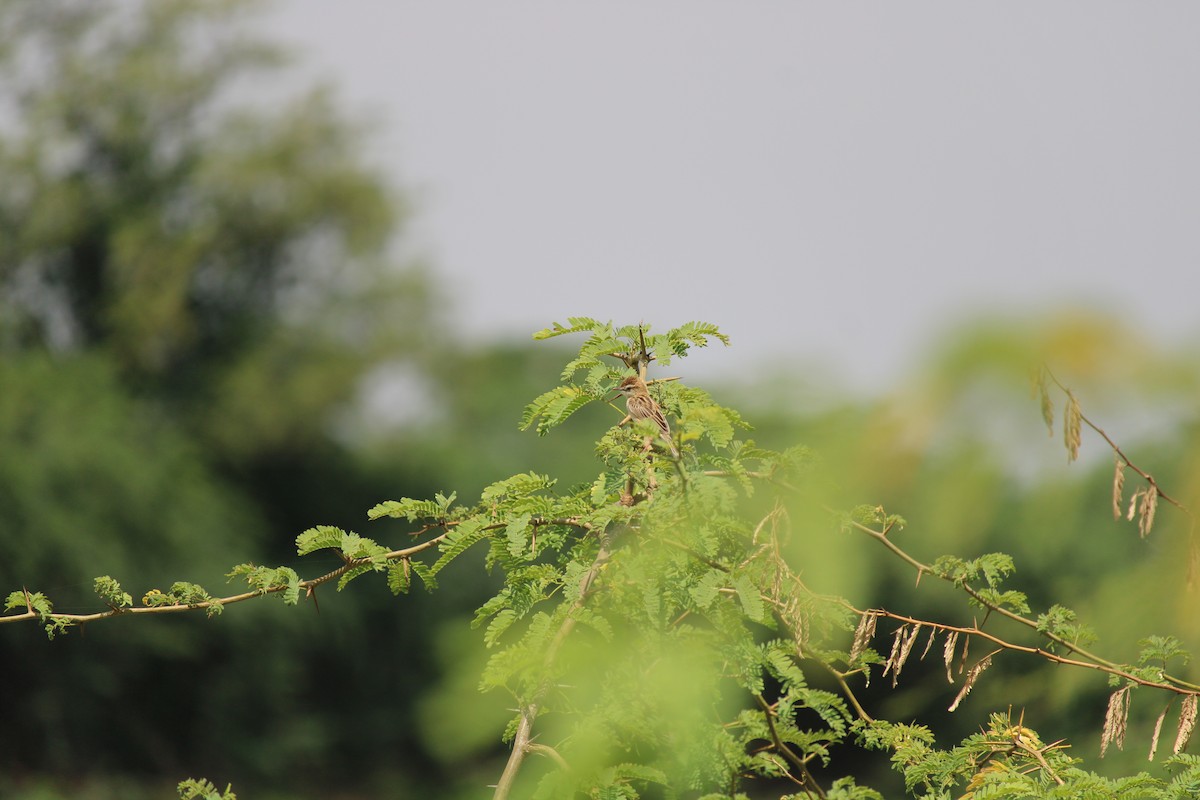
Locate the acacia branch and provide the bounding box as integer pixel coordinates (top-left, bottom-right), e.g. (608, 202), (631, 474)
(692, 472), (1200, 712)
(1043, 366), (1192, 517)
(821, 663), (874, 723)
(0, 532), (454, 626)
(855, 605), (1195, 696)
(1, 517), (586, 628)
(844, 518), (1200, 695)
(702, 452), (1200, 697)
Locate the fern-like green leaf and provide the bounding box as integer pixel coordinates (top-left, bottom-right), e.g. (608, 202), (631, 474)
(387, 560), (411, 595)
(573, 607), (613, 641)
(340, 532), (387, 561)
(296, 525), (346, 555)
(523, 385), (599, 433)
(337, 562), (380, 591)
(430, 518), (490, 575)
(367, 497), (445, 521)
(481, 472), (555, 506)
(484, 608), (517, 647)
(690, 569), (724, 610)
(532, 317), (611, 340)
(94, 576), (132, 609)
(670, 320), (730, 349)
(733, 574), (765, 622)
(410, 560), (438, 592)
(4, 590), (52, 616)
(505, 513), (532, 558)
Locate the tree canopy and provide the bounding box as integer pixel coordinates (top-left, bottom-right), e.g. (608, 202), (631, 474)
(0, 0), (432, 457)
(3, 2), (1199, 799)
(0, 1), (445, 795)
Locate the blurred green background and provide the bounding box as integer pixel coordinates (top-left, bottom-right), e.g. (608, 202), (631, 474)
(2, 2), (1198, 798)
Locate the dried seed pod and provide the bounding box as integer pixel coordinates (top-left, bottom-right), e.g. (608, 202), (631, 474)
(850, 611), (879, 662)
(1112, 458), (1126, 521)
(1101, 686), (1132, 757)
(1175, 694), (1197, 754)
(1138, 487), (1159, 539)
(943, 631), (960, 684)
(1064, 390), (1082, 463)
(948, 653), (994, 712)
(1149, 703), (1169, 761)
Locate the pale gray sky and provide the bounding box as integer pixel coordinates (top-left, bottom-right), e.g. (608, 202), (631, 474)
(267, 2), (1200, 388)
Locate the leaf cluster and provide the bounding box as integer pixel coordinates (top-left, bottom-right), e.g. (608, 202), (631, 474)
(7, 319), (1199, 800)
(859, 714), (1200, 799)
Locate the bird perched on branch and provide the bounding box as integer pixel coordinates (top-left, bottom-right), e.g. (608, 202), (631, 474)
(614, 375), (679, 458)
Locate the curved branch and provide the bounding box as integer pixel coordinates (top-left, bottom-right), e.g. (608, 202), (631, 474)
(856, 605), (1195, 696)
(1042, 367), (1191, 518)
(754, 694), (826, 799)
(1, 517), (587, 628)
(843, 518), (1200, 695)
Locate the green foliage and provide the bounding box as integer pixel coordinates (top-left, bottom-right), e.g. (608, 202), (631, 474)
(226, 564), (302, 605)
(369, 493), (458, 523)
(3, 590), (52, 617)
(366, 321), (1200, 797)
(521, 385), (603, 436)
(93, 576), (133, 610)
(974, 588), (1031, 615)
(141, 582), (220, 616)
(5, 315), (1199, 800)
(177, 778), (237, 800)
(1139, 636), (1190, 669)
(523, 319), (733, 438)
(930, 553), (1015, 589)
(0, 0), (433, 459)
(0, 0), (441, 794)
(1036, 603), (1099, 650)
(858, 713), (1200, 800)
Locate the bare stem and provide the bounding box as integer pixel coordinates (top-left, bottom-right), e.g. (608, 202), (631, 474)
(1043, 366), (1192, 517)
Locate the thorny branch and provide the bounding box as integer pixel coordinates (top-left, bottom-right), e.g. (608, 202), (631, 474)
(687, 465), (1200, 738)
(1041, 366), (1192, 519)
(844, 518), (1200, 695)
(702, 371), (1200, 708)
(0, 517), (587, 628)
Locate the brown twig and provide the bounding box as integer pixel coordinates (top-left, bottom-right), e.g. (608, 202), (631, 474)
(1043, 367), (1192, 517)
(754, 694), (826, 798)
(843, 518), (1200, 695)
(0, 517), (587, 628)
(692, 471), (1200, 706)
(855, 605), (1196, 695)
(821, 663), (874, 723)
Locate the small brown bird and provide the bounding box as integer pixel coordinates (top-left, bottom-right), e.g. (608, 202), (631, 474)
(614, 375), (679, 458)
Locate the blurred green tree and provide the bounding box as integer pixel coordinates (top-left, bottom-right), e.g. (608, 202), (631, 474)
(0, 0), (432, 456)
(0, 0), (442, 796)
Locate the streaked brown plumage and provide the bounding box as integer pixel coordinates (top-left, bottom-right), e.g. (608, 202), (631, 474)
(615, 375), (678, 458)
